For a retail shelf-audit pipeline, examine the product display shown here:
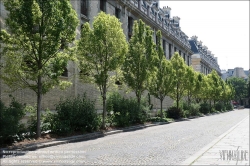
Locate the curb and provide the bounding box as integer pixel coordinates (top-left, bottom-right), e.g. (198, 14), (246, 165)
(0, 109), (235, 155)
(0, 122), (168, 156)
(180, 115), (249, 165)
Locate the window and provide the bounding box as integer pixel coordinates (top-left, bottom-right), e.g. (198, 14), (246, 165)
(187, 55), (190, 66)
(81, 0), (88, 16)
(163, 39), (166, 56)
(115, 8), (121, 19)
(183, 53), (186, 62)
(179, 50), (181, 56)
(100, 0), (106, 12)
(169, 44), (172, 59)
(174, 47), (177, 52)
(128, 16), (133, 39)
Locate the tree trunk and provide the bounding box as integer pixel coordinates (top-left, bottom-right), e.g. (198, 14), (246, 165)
(209, 100), (212, 113)
(137, 91), (141, 106)
(188, 91), (191, 107)
(160, 98), (163, 119)
(102, 84), (107, 129)
(177, 83), (179, 109)
(36, 76), (42, 138)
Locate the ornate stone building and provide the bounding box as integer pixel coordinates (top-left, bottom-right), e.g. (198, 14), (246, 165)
(221, 68), (249, 81)
(0, 0), (194, 110)
(189, 36), (221, 75)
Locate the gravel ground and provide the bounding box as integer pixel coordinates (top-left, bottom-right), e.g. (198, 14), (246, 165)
(1, 109), (249, 165)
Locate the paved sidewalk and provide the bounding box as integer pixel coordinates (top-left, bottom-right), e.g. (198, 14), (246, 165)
(182, 115), (249, 165)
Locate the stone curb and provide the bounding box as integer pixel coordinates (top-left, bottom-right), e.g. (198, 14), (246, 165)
(0, 109), (234, 155)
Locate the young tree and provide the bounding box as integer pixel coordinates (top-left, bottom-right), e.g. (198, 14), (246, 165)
(77, 12), (128, 129)
(169, 52), (188, 109)
(192, 72), (203, 103)
(123, 19), (157, 106)
(221, 81), (234, 105)
(149, 30), (174, 119)
(185, 66), (196, 106)
(0, 0), (79, 137)
(206, 70), (223, 109)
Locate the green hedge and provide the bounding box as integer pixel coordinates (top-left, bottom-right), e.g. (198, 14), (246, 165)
(107, 92), (150, 127)
(51, 94), (101, 135)
(0, 98), (25, 145)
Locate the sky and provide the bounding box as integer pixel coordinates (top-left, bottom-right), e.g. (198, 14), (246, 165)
(159, 1), (249, 71)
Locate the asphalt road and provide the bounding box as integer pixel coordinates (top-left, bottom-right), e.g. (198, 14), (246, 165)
(1, 109), (249, 165)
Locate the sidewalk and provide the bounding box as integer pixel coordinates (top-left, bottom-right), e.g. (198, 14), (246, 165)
(182, 115), (249, 165)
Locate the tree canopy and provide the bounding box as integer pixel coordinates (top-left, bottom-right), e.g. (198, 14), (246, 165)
(122, 19), (157, 105)
(77, 11), (128, 128)
(149, 30), (174, 118)
(0, 0), (79, 137)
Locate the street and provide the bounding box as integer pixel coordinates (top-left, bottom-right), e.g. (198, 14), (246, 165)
(1, 109), (249, 165)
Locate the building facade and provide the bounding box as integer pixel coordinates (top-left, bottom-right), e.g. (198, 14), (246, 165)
(221, 67), (249, 81)
(77, 0), (193, 63)
(189, 36), (221, 75)
(1, 0), (224, 111)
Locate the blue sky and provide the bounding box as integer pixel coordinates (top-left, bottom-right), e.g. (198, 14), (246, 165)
(160, 1), (249, 71)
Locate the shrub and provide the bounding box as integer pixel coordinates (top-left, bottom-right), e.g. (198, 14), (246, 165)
(0, 98), (25, 145)
(183, 110), (191, 118)
(166, 106), (183, 119)
(107, 92), (150, 127)
(189, 103), (201, 116)
(156, 109), (166, 118)
(214, 103), (225, 112)
(25, 105), (54, 136)
(225, 103), (233, 111)
(51, 94), (101, 135)
(199, 103), (210, 114)
(149, 117), (173, 122)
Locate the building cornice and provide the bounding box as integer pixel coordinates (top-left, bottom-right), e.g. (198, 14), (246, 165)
(117, 0), (193, 54)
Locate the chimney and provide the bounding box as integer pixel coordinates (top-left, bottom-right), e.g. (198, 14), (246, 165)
(191, 35), (198, 41)
(173, 16), (180, 27)
(162, 6), (171, 18)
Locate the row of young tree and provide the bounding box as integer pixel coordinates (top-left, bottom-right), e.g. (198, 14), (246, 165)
(77, 12), (235, 126)
(0, 1), (234, 138)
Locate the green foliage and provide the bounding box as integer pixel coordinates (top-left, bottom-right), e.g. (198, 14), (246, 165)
(166, 106), (183, 119)
(0, 0), (79, 137)
(185, 67), (202, 105)
(149, 30), (174, 119)
(175, 101), (200, 117)
(25, 105), (54, 135)
(51, 94), (101, 135)
(107, 92), (150, 127)
(1, 0), (79, 93)
(77, 11), (128, 128)
(123, 19), (157, 105)
(0, 98), (25, 145)
(188, 103), (201, 116)
(147, 93), (153, 110)
(214, 102), (226, 112)
(225, 103), (233, 111)
(156, 109), (167, 118)
(228, 77), (248, 102)
(199, 103), (210, 114)
(149, 117), (173, 122)
(206, 70), (223, 103)
(169, 52), (188, 109)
